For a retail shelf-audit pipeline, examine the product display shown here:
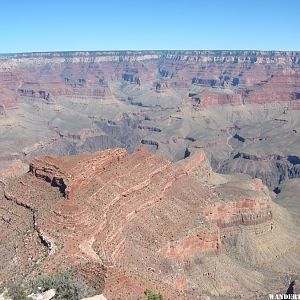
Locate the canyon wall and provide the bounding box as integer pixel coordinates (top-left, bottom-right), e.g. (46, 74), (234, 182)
(1, 50), (300, 108)
(1, 50), (300, 194)
(1, 147), (299, 299)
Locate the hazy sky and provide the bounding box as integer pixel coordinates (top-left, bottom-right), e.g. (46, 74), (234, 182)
(0, 0), (299, 53)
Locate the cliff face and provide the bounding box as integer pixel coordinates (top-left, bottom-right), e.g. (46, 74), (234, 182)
(0, 50), (300, 195)
(1, 148), (298, 299)
(217, 153), (300, 190)
(1, 50), (300, 108)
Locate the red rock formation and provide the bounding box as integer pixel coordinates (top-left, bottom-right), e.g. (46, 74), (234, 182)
(202, 199), (272, 228)
(0, 148), (275, 298)
(29, 148), (127, 198)
(163, 229), (221, 261)
(1, 50), (300, 109)
(199, 91), (243, 107)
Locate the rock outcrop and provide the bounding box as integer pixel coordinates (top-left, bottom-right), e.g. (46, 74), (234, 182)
(1, 50), (300, 191)
(1, 148), (299, 299)
(217, 152), (300, 190)
(27, 289), (56, 300)
(1, 50), (300, 109)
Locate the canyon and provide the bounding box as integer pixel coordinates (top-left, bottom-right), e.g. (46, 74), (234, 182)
(0, 50), (299, 298)
(1, 148), (299, 299)
(0, 51), (300, 190)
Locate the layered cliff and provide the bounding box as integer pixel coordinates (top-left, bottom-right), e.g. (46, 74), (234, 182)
(0, 50), (300, 209)
(0, 148), (299, 299)
(1, 50), (300, 109)
(217, 152), (300, 191)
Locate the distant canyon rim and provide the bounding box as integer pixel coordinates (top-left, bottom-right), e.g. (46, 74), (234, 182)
(0, 50), (299, 191)
(0, 50), (299, 299)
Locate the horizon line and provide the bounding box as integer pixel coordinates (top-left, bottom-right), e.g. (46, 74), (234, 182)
(1, 49), (300, 56)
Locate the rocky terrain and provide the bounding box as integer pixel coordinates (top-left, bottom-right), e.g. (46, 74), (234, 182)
(0, 50), (299, 298)
(0, 50), (300, 191)
(0, 148), (299, 299)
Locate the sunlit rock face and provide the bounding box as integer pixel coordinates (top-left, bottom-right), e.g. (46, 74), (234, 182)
(0, 51), (300, 298)
(1, 50), (300, 108)
(1, 50), (300, 192)
(1, 148), (299, 299)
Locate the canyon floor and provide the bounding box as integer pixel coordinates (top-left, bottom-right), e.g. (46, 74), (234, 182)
(0, 51), (299, 299)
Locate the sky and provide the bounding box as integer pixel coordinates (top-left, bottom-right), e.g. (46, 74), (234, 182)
(0, 0), (299, 53)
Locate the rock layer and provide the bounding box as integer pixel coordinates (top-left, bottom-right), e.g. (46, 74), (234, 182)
(1, 50), (300, 109)
(1, 50), (300, 191)
(1, 148), (299, 299)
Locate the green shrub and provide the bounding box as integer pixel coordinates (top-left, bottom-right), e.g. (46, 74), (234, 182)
(144, 289), (163, 300)
(31, 271), (96, 300)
